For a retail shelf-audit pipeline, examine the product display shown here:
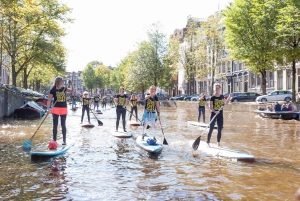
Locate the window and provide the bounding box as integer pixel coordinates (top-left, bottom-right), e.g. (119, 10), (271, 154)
(287, 69), (292, 90)
(269, 72), (274, 87)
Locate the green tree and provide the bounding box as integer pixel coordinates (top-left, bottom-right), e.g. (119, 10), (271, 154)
(223, 0), (278, 95)
(82, 63), (96, 93)
(146, 22), (168, 86)
(275, 0), (300, 101)
(0, 0), (71, 86)
(95, 65), (110, 95)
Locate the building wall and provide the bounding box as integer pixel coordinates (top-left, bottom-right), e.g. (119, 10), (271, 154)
(0, 88), (28, 121)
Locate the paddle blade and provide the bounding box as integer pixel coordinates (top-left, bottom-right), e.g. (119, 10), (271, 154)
(146, 125), (151, 129)
(192, 136), (201, 150)
(98, 120), (103, 126)
(163, 138), (168, 145)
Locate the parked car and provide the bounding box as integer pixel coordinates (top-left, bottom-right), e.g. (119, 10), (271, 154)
(255, 90), (292, 103)
(230, 92), (261, 102)
(169, 94), (189, 101)
(184, 94), (199, 101)
(191, 94), (211, 101)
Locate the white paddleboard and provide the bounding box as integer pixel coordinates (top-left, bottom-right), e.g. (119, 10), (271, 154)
(136, 135), (163, 154)
(191, 141), (255, 161)
(110, 129), (132, 138)
(188, 121), (217, 129)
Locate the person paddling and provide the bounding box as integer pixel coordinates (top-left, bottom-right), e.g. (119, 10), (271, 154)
(71, 92), (77, 109)
(206, 83), (231, 147)
(141, 85), (160, 141)
(129, 94), (138, 122)
(198, 93), (207, 123)
(47, 77), (74, 145)
(80, 91), (92, 124)
(114, 87), (129, 132)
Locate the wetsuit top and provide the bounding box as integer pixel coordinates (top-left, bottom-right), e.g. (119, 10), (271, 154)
(199, 97), (206, 108)
(210, 95), (224, 113)
(131, 99), (137, 107)
(50, 87), (67, 108)
(82, 97), (91, 107)
(94, 96), (100, 103)
(116, 94), (128, 109)
(144, 95), (159, 112)
(102, 97), (106, 103)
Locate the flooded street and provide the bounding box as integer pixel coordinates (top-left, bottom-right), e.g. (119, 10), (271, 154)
(1, 102), (300, 200)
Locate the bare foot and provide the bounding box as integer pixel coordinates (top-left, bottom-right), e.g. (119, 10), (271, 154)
(206, 142), (211, 148)
(217, 142), (221, 147)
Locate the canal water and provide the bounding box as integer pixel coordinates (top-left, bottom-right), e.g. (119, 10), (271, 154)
(0, 102), (300, 200)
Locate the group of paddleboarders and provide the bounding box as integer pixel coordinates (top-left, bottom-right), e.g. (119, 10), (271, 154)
(113, 85), (160, 141)
(46, 76), (232, 148)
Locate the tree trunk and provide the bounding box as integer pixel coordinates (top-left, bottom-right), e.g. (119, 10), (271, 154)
(260, 70), (267, 95)
(292, 60), (296, 101)
(23, 68), (28, 89)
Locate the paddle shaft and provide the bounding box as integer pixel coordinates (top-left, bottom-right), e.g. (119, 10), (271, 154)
(158, 116), (168, 145)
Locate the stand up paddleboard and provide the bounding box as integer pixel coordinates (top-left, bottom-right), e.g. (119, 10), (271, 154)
(82, 124), (95, 128)
(31, 143), (75, 158)
(188, 121), (217, 129)
(136, 135), (163, 154)
(110, 129), (132, 138)
(191, 141), (255, 161)
(127, 120), (141, 126)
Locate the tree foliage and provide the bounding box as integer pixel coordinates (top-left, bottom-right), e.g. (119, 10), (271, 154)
(223, 0), (278, 94)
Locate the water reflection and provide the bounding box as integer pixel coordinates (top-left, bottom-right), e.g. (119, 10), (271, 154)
(0, 102), (300, 200)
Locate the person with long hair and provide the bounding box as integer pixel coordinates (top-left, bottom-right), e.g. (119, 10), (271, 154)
(46, 77), (74, 145)
(206, 83), (231, 147)
(80, 91), (92, 124)
(198, 93), (207, 123)
(141, 85), (160, 140)
(129, 94), (138, 122)
(114, 87), (129, 132)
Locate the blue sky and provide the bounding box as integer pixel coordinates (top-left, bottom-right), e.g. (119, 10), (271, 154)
(61, 0), (233, 72)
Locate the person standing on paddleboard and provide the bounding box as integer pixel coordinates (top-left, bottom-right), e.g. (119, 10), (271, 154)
(93, 94), (100, 111)
(80, 91), (92, 124)
(198, 93), (207, 123)
(71, 92), (77, 110)
(114, 87), (129, 132)
(47, 77), (74, 145)
(206, 83), (231, 147)
(141, 85), (160, 141)
(129, 94), (138, 122)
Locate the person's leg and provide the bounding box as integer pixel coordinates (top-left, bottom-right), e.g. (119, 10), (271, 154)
(200, 107), (205, 123)
(87, 107), (91, 123)
(142, 118), (149, 140)
(134, 106), (138, 121)
(198, 107), (201, 122)
(116, 108), (121, 131)
(60, 115), (67, 144)
(129, 106), (134, 121)
(121, 108), (126, 132)
(52, 114), (59, 141)
(206, 113), (217, 147)
(81, 107), (85, 123)
(151, 117), (156, 139)
(216, 113), (224, 147)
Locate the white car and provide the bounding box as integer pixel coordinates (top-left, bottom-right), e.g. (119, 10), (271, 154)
(255, 90), (292, 103)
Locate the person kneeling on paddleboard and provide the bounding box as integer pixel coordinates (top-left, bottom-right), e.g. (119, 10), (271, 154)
(141, 85), (160, 141)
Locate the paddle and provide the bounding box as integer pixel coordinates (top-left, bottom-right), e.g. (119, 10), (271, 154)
(90, 108), (103, 126)
(23, 86), (68, 148)
(192, 95), (231, 150)
(157, 116), (168, 145)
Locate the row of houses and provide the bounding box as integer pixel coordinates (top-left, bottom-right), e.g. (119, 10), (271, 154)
(170, 13), (300, 97)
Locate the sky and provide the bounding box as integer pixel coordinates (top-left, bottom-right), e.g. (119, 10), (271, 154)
(61, 0), (233, 72)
